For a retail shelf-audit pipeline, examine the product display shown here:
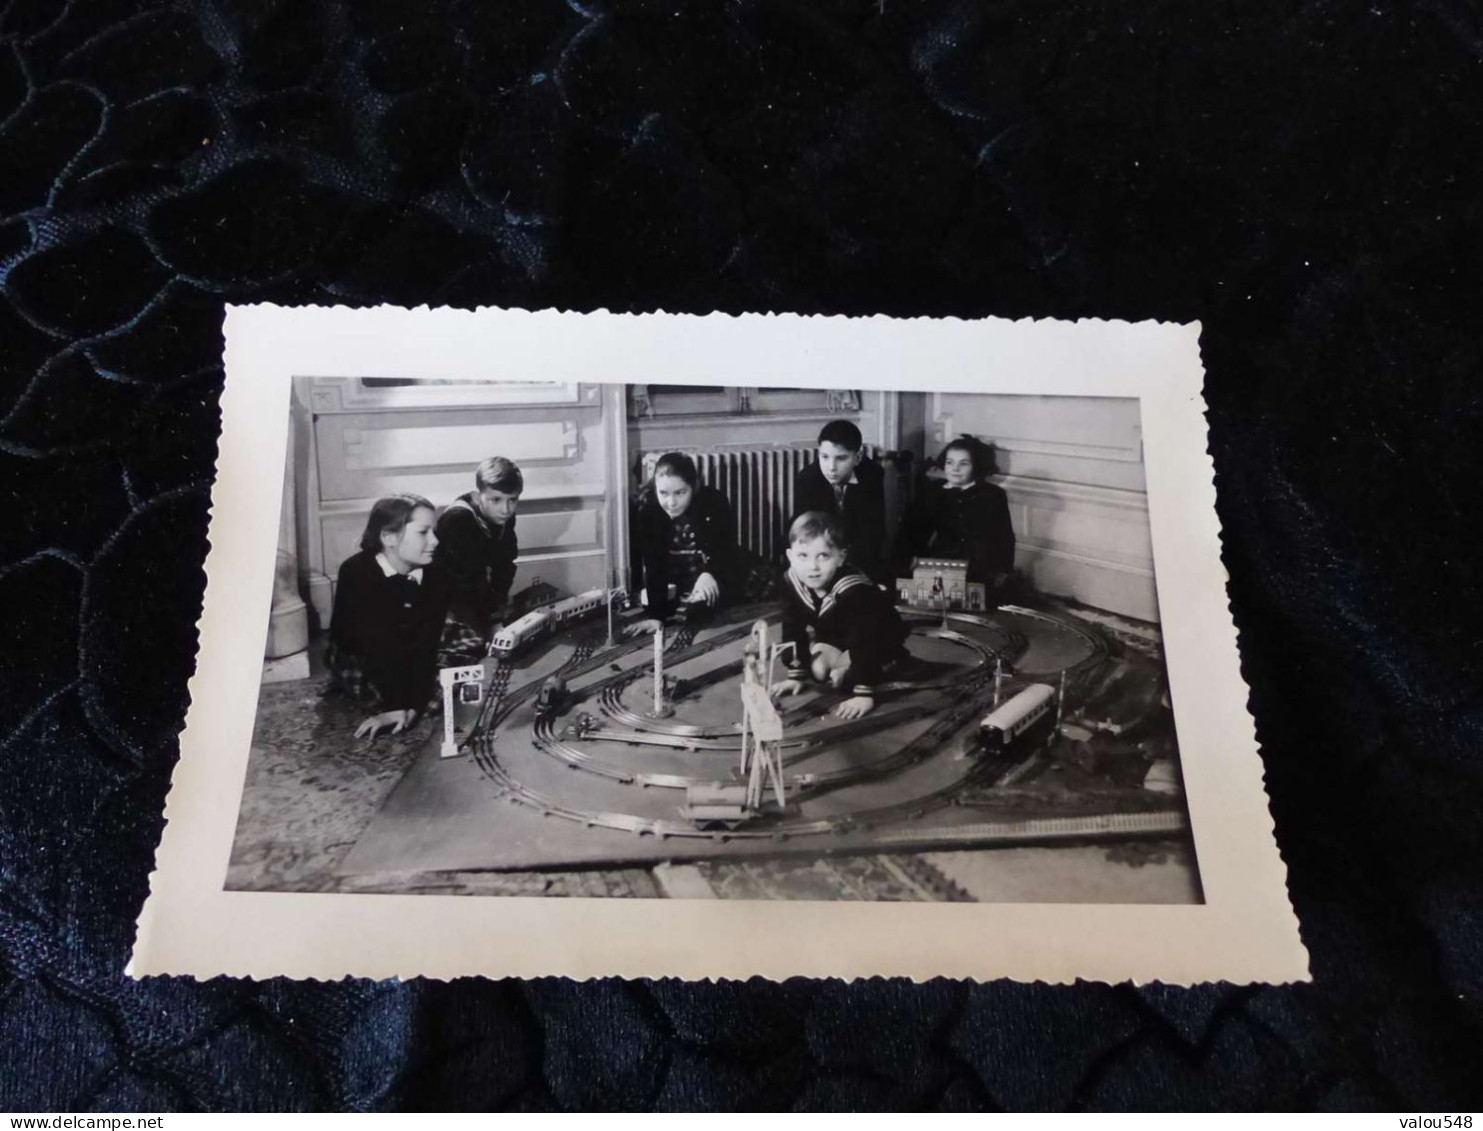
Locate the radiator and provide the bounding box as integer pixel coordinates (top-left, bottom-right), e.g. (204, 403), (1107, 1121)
(639, 444), (886, 562)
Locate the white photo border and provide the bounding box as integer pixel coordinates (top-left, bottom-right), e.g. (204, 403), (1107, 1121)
(130, 306), (1308, 985)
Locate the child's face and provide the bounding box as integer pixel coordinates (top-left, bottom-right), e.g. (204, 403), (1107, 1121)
(817, 441), (862, 486)
(384, 507), (439, 570)
(942, 446), (975, 487)
(787, 534), (844, 592)
(655, 472), (694, 518)
(476, 486), (520, 526)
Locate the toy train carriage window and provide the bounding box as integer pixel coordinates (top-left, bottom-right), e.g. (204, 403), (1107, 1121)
(1006, 701), (1049, 739)
(981, 684), (1057, 744)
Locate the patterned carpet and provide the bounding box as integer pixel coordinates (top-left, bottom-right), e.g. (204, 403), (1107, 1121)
(228, 665), (975, 900)
(227, 668), (658, 898)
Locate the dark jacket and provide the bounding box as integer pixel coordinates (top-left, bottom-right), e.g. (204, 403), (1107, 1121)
(635, 483), (741, 620)
(433, 494), (518, 630)
(779, 567), (909, 698)
(892, 478), (1015, 585)
(329, 551), (450, 711)
(792, 457), (890, 585)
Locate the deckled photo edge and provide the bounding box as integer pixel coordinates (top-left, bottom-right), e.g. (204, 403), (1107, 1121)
(131, 306), (1307, 986)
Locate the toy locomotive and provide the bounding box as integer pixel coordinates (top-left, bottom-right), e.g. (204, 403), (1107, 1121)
(489, 586), (627, 658)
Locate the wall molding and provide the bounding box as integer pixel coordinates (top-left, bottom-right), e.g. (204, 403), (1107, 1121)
(309, 377), (590, 413)
(1016, 539), (1155, 578)
(997, 474), (1150, 515)
(341, 419), (579, 471)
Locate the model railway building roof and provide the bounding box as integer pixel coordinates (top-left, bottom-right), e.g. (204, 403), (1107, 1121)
(912, 557), (969, 581)
(897, 558), (985, 611)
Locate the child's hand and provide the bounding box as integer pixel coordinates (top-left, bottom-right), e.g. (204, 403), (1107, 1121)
(624, 618), (663, 638)
(834, 696), (875, 721)
(356, 709), (416, 739)
(770, 678), (804, 699)
(686, 572), (720, 606)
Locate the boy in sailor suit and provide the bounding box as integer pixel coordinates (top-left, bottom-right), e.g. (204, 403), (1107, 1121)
(770, 511), (910, 720)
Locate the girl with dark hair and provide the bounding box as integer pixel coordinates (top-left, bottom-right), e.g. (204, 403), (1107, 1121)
(326, 494), (450, 738)
(629, 452), (741, 632)
(892, 435), (1016, 599)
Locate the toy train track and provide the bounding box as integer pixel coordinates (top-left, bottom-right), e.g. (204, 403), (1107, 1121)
(533, 697), (962, 785)
(466, 617), (766, 750)
(465, 602), (1121, 845)
(872, 809), (1189, 847)
(996, 605), (1109, 674)
(473, 674), (1004, 841)
(593, 623), (1026, 740)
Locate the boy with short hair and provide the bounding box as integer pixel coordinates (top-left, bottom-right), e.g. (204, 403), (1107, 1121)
(434, 456), (523, 663)
(771, 511), (910, 720)
(792, 419), (890, 585)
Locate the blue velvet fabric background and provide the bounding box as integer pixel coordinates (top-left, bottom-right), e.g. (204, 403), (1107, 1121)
(2, 0), (1481, 1112)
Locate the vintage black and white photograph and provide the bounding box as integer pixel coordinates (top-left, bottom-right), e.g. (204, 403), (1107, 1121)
(231, 377), (1198, 904)
(132, 306), (1304, 983)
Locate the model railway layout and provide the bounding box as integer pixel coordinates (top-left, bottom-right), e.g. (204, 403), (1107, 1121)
(392, 591), (1191, 869)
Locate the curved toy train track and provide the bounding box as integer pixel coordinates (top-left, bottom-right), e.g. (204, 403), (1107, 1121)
(465, 615), (762, 747)
(474, 684), (1000, 841)
(466, 602), (1115, 843)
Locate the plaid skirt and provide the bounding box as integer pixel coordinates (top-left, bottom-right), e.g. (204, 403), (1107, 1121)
(323, 641), (385, 710)
(437, 616), (489, 669)
(733, 547), (778, 603)
(323, 643), (445, 715)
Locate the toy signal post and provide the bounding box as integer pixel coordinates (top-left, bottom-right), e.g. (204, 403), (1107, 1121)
(682, 620), (794, 827)
(738, 620), (788, 812)
(439, 664), (486, 758)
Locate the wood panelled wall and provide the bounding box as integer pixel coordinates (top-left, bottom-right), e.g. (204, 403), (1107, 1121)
(289, 382), (1154, 627)
(294, 379), (624, 629)
(626, 390), (892, 457)
(927, 393), (1158, 622)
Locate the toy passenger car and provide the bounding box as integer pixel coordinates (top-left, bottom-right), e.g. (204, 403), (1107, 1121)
(979, 683), (1057, 750)
(489, 586), (627, 658)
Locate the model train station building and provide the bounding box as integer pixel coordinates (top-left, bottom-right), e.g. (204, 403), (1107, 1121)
(897, 557), (987, 612)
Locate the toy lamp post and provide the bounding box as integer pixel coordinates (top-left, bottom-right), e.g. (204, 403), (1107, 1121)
(605, 567), (617, 649)
(646, 622), (673, 718)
